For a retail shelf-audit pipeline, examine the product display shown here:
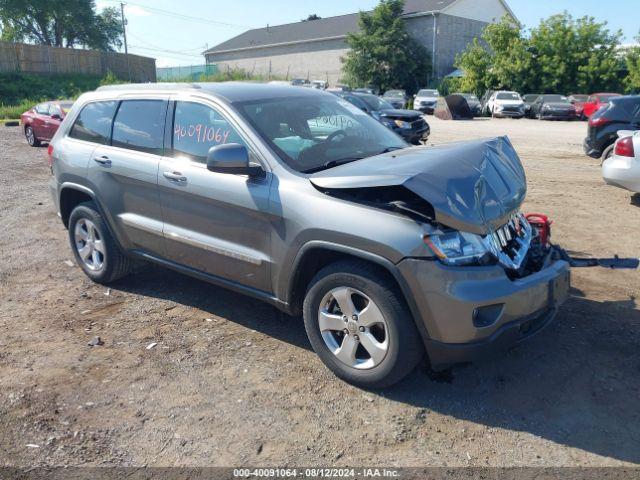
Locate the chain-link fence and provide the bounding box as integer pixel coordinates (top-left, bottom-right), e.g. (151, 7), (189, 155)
(156, 64), (219, 82)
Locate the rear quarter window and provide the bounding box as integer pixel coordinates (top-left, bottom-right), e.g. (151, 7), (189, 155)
(68, 101), (118, 145)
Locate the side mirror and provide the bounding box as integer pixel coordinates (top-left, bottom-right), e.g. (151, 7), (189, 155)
(206, 143), (264, 177)
(51, 113), (62, 120)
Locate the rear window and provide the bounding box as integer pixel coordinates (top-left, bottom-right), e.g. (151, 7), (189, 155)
(112, 100), (166, 155)
(541, 95), (569, 103)
(69, 101), (118, 145)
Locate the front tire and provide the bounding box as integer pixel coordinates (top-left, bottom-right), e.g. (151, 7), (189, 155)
(68, 202), (131, 284)
(303, 261), (424, 388)
(25, 126), (40, 147)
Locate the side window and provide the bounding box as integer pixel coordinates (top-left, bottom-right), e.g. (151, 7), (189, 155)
(69, 101), (118, 145)
(112, 100), (166, 155)
(172, 101), (247, 163)
(35, 103), (49, 115)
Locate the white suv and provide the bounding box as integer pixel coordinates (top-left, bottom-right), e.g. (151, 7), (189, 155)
(487, 91), (525, 118)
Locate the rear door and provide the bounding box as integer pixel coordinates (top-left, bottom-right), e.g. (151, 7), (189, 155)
(158, 97), (273, 292)
(87, 98), (168, 255)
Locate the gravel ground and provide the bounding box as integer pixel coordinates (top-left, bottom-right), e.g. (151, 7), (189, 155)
(0, 117), (639, 468)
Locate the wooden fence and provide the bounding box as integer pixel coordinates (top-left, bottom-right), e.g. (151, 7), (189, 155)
(0, 41), (156, 81)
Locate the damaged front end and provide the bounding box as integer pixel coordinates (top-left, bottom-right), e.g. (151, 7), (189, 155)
(310, 136), (638, 276)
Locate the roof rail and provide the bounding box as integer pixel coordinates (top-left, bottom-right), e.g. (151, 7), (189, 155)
(96, 83), (202, 91)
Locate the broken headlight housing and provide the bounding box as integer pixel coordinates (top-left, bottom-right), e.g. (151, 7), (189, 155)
(424, 231), (495, 266)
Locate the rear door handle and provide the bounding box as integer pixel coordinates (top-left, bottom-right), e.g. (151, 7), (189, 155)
(93, 156), (111, 166)
(163, 171), (187, 182)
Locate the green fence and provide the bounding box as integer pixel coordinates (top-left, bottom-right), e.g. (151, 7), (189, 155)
(156, 64), (218, 82)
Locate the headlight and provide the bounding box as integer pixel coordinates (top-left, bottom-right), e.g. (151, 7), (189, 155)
(380, 118), (395, 128)
(394, 120), (412, 129)
(424, 231), (495, 266)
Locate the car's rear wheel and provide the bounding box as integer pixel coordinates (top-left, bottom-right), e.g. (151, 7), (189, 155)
(25, 126), (40, 147)
(68, 202), (131, 284)
(303, 261), (424, 388)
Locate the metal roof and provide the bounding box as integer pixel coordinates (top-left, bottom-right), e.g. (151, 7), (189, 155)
(205, 0), (457, 54)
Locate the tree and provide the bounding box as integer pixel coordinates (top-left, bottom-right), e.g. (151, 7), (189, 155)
(0, 0), (122, 51)
(302, 14), (321, 22)
(529, 13), (622, 93)
(624, 33), (640, 93)
(454, 12), (623, 95)
(342, 0), (431, 94)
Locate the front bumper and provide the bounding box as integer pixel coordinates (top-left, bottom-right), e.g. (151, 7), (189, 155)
(415, 104), (435, 114)
(539, 111), (576, 120)
(494, 110), (524, 118)
(397, 258), (571, 368)
(397, 125), (430, 144)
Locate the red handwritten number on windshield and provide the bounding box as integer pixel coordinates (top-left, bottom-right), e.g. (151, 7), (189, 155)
(174, 123), (231, 145)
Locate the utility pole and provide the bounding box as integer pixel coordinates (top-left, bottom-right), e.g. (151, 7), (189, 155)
(120, 2), (131, 82)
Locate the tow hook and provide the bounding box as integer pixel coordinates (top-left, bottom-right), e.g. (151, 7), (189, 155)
(525, 213), (639, 270)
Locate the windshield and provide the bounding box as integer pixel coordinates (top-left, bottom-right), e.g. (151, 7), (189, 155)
(524, 94), (540, 102)
(356, 94), (394, 111)
(236, 95), (407, 173)
(496, 92), (521, 101)
(460, 93), (478, 101)
(542, 95), (569, 103)
(417, 89), (438, 97)
(383, 90), (405, 98)
(571, 95), (588, 102)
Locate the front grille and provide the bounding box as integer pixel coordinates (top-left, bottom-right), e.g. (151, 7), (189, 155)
(486, 213), (532, 270)
(502, 105), (522, 112)
(411, 118), (427, 131)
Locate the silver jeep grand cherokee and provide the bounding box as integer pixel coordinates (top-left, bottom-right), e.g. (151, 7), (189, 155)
(48, 83), (570, 388)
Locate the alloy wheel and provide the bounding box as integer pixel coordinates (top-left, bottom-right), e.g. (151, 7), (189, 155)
(318, 287), (389, 370)
(25, 127), (35, 146)
(74, 218), (106, 271)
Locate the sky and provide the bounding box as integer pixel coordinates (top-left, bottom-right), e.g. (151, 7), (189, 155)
(95, 0), (640, 67)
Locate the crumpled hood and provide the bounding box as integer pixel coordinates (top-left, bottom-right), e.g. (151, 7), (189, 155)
(310, 136), (527, 235)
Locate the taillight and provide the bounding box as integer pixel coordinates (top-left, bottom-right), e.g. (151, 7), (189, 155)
(588, 116), (611, 127)
(614, 136), (635, 157)
(47, 144), (54, 167)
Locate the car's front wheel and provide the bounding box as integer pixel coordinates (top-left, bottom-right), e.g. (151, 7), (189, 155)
(25, 126), (40, 147)
(303, 261), (424, 388)
(68, 202), (131, 284)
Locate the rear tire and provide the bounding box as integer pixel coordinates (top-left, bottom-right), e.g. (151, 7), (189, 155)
(303, 261), (424, 388)
(68, 201), (131, 284)
(25, 126), (40, 147)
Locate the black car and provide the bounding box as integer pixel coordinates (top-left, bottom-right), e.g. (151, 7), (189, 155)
(584, 95), (640, 159)
(333, 91), (430, 145)
(522, 94), (541, 117)
(454, 93), (482, 116)
(530, 94), (577, 120)
(381, 89), (408, 109)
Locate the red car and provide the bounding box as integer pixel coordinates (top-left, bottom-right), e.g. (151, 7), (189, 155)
(582, 93), (622, 118)
(568, 94), (589, 120)
(20, 100), (74, 147)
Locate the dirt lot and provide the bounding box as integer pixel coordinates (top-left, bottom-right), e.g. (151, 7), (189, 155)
(0, 117), (639, 468)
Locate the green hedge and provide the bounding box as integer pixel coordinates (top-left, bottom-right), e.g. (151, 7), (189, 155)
(0, 72), (121, 119)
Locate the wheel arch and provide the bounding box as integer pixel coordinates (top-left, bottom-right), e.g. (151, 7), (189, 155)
(284, 241), (432, 347)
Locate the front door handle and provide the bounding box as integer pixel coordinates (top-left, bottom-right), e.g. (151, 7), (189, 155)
(93, 156), (111, 166)
(163, 171), (187, 182)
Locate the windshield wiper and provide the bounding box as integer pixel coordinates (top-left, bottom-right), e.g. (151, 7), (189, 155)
(303, 147), (405, 174)
(302, 157), (364, 174)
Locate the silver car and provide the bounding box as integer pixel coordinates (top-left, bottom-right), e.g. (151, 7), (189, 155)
(602, 130), (640, 193)
(48, 83), (570, 388)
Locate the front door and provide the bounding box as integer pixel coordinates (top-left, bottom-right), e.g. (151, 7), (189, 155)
(86, 98), (168, 255)
(158, 99), (273, 293)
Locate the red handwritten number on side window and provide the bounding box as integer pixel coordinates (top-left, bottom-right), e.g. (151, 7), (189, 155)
(174, 123), (231, 145)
